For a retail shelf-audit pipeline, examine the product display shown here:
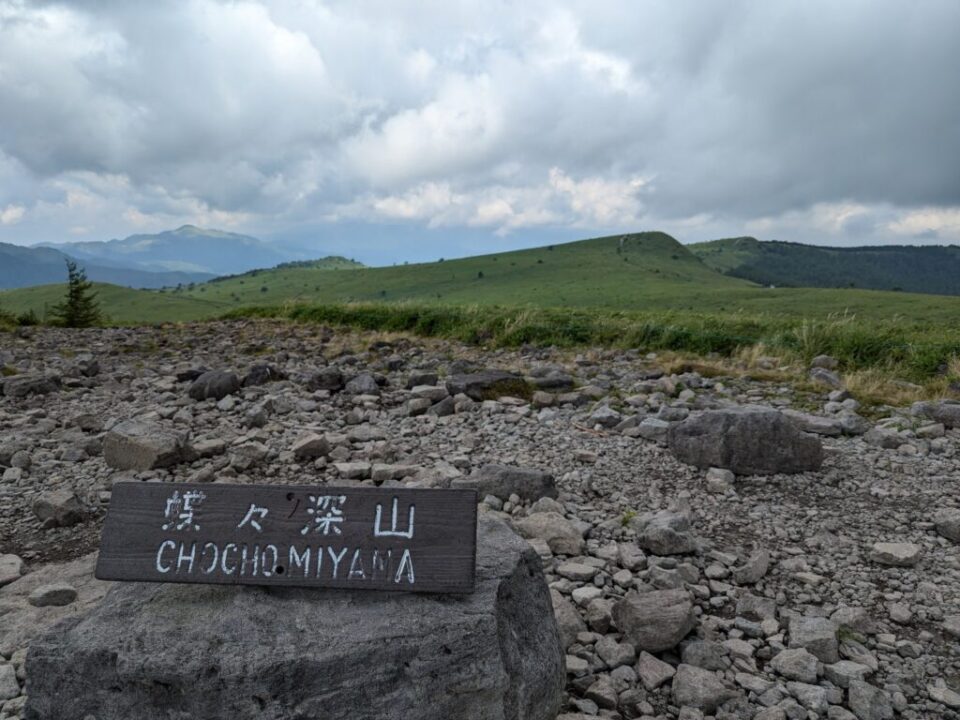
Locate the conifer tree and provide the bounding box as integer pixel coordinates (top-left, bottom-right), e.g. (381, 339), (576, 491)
(50, 260), (102, 328)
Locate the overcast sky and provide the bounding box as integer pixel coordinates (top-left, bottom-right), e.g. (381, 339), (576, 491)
(0, 0), (958, 263)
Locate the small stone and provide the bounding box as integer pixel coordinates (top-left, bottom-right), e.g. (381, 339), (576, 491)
(636, 650), (676, 690)
(0, 554), (24, 587)
(514, 512), (584, 556)
(292, 433), (330, 459)
(848, 679), (893, 720)
(613, 589), (696, 653)
(769, 648), (819, 683)
(788, 615), (839, 663)
(671, 664), (737, 713)
(0, 664), (19, 701)
(555, 562), (598, 582)
(32, 490), (86, 528)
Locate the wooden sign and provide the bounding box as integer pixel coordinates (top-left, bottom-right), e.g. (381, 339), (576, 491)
(95, 482), (478, 594)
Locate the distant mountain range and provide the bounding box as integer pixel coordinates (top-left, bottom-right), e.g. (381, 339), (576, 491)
(0, 241), (214, 290)
(1, 225), (334, 290)
(39, 225), (296, 276)
(691, 237), (960, 296)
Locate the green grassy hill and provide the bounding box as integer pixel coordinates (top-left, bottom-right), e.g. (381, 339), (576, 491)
(691, 237), (960, 295)
(177, 232), (754, 309)
(6, 232), (960, 328)
(0, 283), (228, 324)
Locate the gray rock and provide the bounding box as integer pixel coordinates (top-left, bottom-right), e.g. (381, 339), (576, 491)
(787, 681), (828, 713)
(913, 400), (960, 428)
(732, 548), (770, 585)
(635, 417), (671, 443)
(513, 512), (584, 556)
(788, 616), (839, 663)
(868, 542), (922, 567)
(638, 509), (698, 555)
(28, 582), (78, 607)
(934, 508), (960, 543)
(103, 419), (186, 471)
(681, 640), (729, 671)
(809, 367), (843, 389)
(445, 370), (525, 400)
(588, 405), (622, 428)
(0, 554), (24, 588)
(769, 648), (819, 683)
(242, 364), (286, 387)
(32, 490), (86, 528)
(667, 407), (823, 475)
(636, 650), (676, 690)
(0, 664), (19, 701)
(25, 516), (564, 720)
(550, 589), (586, 650)
(188, 370), (241, 401)
(452, 464), (556, 501)
(811, 355), (839, 370)
(848, 679), (893, 720)
(307, 366), (344, 392)
(671, 664), (737, 713)
(344, 372), (380, 395)
(612, 589), (696, 652)
(823, 660), (872, 688)
(2, 374), (60, 398)
(291, 432), (330, 459)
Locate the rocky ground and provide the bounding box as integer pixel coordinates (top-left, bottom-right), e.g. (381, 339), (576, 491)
(1, 319), (959, 720)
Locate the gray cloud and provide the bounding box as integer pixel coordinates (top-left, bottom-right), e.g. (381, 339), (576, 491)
(0, 0), (958, 256)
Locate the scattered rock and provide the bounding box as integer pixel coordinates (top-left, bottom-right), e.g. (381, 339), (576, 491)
(0, 554), (24, 588)
(671, 663), (737, 713)
(2, 374), (60, 398)
(452, 464), (556, 501)
(514, 512), (584, 556)
(28, 582), (78, 607)
(31, 490), (86, 528)
(869, 542), (922, 567)
(103, 419), (186, 471)
(667, 406), (823, 475)
(188, 370), (241, 401)
(612, 589), (696, 652)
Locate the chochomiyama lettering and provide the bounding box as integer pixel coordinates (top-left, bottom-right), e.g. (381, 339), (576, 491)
(154, 540), (416, 585)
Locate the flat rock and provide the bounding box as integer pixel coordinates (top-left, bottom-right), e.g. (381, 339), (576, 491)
(445, 370), (525, 400)
(636, 650), (676, 690)
(452, 464), (557, 501)
(25, 516), (564, 720)
(2, 374), (60, 398)
(933, 508), (960, 543)
(667, 406), (823, 475)
(103, 419), (187, 471)
(869, 542), (922, 567)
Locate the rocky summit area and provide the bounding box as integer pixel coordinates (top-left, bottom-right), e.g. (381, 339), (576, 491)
(1, 320), (960, 720)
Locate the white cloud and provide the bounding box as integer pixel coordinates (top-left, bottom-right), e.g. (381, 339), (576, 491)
(0, 204), (25, 225)
(0, 0), (956, 255)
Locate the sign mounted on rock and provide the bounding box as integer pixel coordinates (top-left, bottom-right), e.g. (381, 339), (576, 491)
(96, 482), (478, 594)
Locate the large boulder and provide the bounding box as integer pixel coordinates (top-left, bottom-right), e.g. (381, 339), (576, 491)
(445, 370), (527, 400)
(2, 374), (60, 398)
(188, 370), (241, 401)
(914, 400), (960, 429)
(667, 406), (823, 475)
(452, 464), (557, 501)
(612, 589), (696, 652)
(103, 419), (187, 471)
(24, 516), (564, 720)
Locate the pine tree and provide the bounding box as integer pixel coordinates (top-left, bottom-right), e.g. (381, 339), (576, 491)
(50, 260), (102, 328)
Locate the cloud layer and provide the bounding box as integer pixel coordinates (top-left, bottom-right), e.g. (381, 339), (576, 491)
(0, 0), (958, 259)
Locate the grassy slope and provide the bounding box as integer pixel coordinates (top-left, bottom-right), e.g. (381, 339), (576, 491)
(179, 231), (960, 326)
(691, 236), (960, 296)
(0, 283), (228, 324)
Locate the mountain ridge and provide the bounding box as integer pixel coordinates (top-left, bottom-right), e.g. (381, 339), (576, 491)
(691, 236), (960, 295)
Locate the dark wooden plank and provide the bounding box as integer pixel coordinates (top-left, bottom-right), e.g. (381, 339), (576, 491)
(95, 482), (478, 594)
